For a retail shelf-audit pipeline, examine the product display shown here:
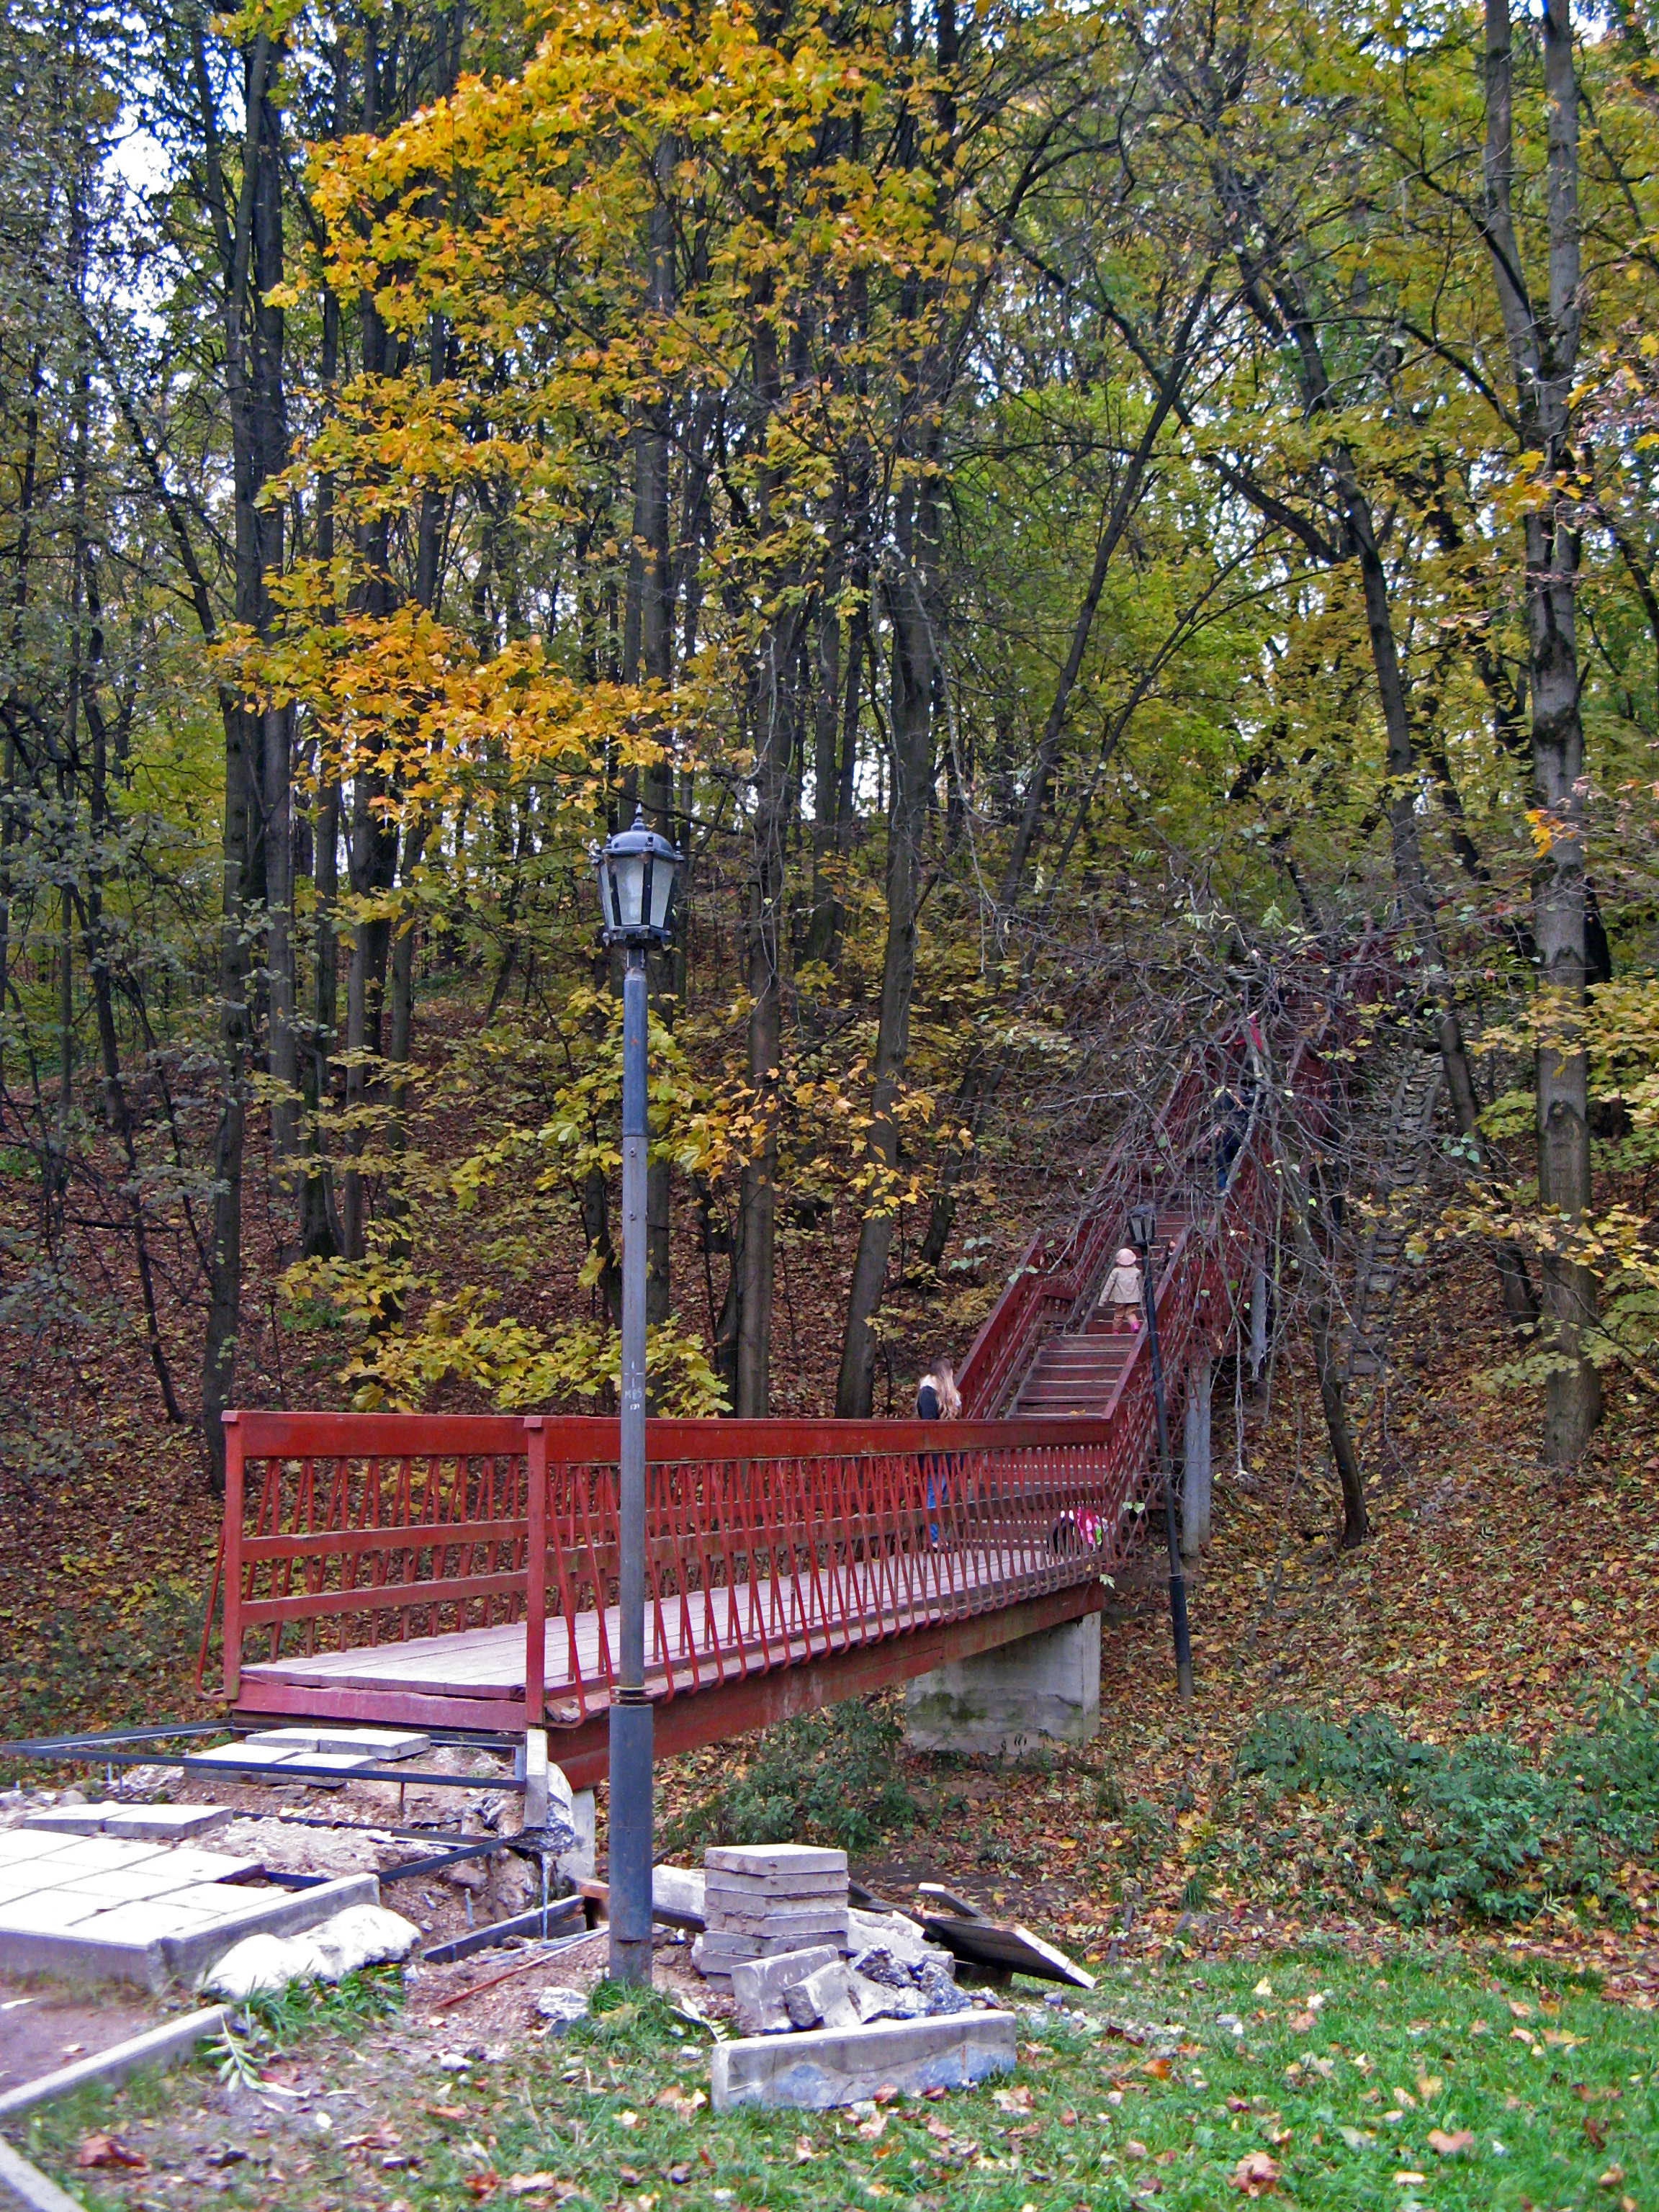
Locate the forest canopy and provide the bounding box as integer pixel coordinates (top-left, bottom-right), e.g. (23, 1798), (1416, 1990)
(4, 0), (1658, 1492)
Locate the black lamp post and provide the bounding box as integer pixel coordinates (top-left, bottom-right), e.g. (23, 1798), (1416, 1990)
(1128, 1204), (1194, 1701)
(593, 805), (683, 1984)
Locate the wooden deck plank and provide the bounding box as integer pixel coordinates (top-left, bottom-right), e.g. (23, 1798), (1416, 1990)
(238, 1545), (1079, 1705)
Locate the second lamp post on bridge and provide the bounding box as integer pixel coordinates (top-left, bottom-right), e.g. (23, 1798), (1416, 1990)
(593, 806), (684, 1986)
(1128, 1205), (1195, 1703)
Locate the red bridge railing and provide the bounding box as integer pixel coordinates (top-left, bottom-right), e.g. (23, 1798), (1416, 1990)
(217, 1408), (1154, 1736)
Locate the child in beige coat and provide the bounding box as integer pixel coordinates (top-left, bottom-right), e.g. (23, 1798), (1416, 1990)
(1098, 1246), (1143, 1334)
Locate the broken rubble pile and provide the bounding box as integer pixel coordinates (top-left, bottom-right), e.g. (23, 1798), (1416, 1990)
(732, 1940), (969, 2036)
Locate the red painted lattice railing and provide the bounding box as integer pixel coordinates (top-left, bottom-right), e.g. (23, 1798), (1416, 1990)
(216, 1408), (1159, 1736)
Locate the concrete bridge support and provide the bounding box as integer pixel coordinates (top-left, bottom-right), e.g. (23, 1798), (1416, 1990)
(1182, 1352), (1213, 1557)
(902, 1614), (1100, 1758)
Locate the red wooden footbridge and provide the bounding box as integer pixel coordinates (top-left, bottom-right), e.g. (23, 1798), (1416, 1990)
(204, 946), (1388, 1788)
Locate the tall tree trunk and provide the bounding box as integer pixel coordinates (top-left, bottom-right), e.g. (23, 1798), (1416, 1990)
(1480, 0), (1600, 1463)
(638, 140), (675, 1338)
(835, 469), (938, 1416)
(196, 26), (279, 1486)
(734, 354), (796, 1415)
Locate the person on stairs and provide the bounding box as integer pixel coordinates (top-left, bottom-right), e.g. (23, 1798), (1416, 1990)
(917, 1357), (961, 1545)
(1098, 1246), (1143, 1334)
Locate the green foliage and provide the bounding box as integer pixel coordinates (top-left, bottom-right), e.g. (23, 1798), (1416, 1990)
(1237, 1676), (1659, 1923)
(231, 1966), (404, 2053)
(660, 1696), (917, 1858)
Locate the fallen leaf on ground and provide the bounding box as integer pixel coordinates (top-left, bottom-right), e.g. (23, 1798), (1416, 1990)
(76, 2135), (147, 2172)
(1141, 2056), (1173, 2079)
(856, 2113), (887, 2141)
(505, 2179), (562, 2198)
(1337, 2126), (1375, 2149)
(1599, 2164), (1626, 2188)
(655, 2087), (706, 2120)
(1230, 2150), (1278, 2195)
(1427, 2128), (1475, 2157)
(994, 2086), (1033, 2113)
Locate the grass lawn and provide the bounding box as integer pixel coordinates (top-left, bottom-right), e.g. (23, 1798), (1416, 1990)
(14, 1946), (1657, 2212)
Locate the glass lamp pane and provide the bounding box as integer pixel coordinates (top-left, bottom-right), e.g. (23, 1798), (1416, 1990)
(612, 850), (647, 929)
(648, 850), (678, 932)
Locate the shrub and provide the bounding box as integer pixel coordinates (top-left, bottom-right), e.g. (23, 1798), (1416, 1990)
(1236, 1672), (1659, 1924)
(661, 1696), (916, 1858)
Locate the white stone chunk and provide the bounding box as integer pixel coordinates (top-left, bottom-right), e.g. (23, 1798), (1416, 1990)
(730, 1946), (840, 2036)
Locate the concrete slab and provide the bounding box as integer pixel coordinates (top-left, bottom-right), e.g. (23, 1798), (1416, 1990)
(706, 1904), (853, 1938)
(243, 1727), (430, 1761)
(26, 1837), (169, 1874)
(709, 2010), (1017, 2110)
(57, 1866), (204, 1905)
(143, 1846), (262, 1886)
(0, 1892), (107, 1936)
(0, 1832), (76, 1866)
(0, 1873), (380, 1995)
(183, 1743), (377, 1779)
(181, 1743), (302, 1774)
(706, 1870), (851, 1900)
(705, 1845), (848, 1879)
(20, 1803), (233, 1843)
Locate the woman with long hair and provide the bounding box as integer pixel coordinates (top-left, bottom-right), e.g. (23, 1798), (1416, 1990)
(917, 1355), (961, 1545)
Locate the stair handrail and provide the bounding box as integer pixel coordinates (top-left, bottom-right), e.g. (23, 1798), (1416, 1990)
(958, 929), (1393, 1419)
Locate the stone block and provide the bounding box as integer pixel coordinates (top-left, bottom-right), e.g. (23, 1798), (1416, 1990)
(709, 2011), (1017, 2112)
(705, 1902), (851, 1938)
(0, 2004), (231, 2121)
(705, 1869), (848, 1902)
(704, 1845), (848, 1879)
(847, 1909), (935, 1964)
(650, 1864), (704, 1922)
(785, 1964), (859, 2031)
(730, 1946), (840, 2036)
(904, 1614), (1100, 1756)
